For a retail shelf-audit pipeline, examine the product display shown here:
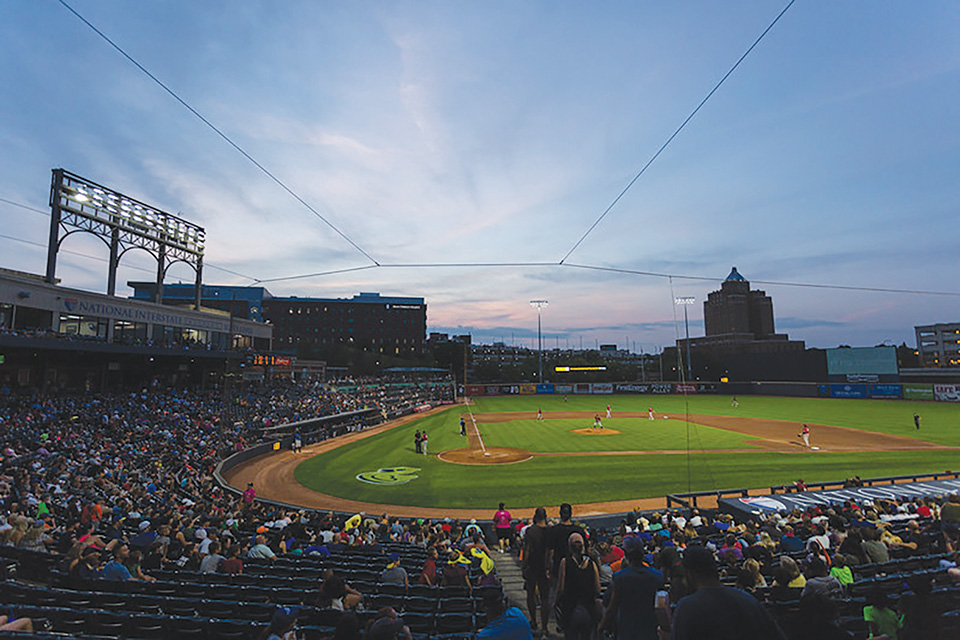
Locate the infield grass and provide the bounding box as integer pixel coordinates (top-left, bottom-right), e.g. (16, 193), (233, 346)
(293, 394), (960, 509)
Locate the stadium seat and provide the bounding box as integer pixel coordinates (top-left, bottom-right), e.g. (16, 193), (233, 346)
(437, 597), (474, 614)
(85, 610), (128, 637)
(167, 616), (207, 638)
(400, 611), (434, 635)
(208, 618), (257, 640)
(404, 595), (437, 613)
(127, 614), (167, 639)
(435, 612), (475, 635)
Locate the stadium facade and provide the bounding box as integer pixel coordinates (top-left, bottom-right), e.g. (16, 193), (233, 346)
(130, 284), (427, 357)
(0, 268), (271, 392)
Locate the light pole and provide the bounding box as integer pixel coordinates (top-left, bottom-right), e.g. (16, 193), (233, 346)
(675, 297), (695, 381)
(530, 300), (548, 382)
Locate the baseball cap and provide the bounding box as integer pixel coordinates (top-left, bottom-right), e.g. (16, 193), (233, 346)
(270, 607), (297, 630)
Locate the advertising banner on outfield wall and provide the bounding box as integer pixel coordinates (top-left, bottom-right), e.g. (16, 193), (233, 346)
(614, 383), (675, 394)
(903, 384), (934, 400)
(536, 384), (554, 394)
(868, 384), (902, 398)
(592, 383), (613, 394)
(720, 478), (960, 520)
(520, 384), (536, 395)
(575, 383), (591, 394)
(465, 385), (485, 397)
(676, 383), (698, 394)
(829, 384), (868, 398)
(555, 384), (574, 395)
(935, 384), (960, 402)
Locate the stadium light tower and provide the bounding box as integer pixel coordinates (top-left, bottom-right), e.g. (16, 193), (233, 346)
(675, 297), (695, 381)
(530, 300), (548, 382)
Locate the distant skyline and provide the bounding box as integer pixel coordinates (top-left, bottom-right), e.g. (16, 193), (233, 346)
(2, 1), (959, 352)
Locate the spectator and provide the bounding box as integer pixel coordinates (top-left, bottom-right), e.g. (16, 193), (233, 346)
(417, 546), (438, 586)
(670, 546), (786, 640)
(493, 502), (513, 554)
(790, 592), (855, 640)
(521, 506), (551, 636)
(899, 574), (940, 640)
(320, 569), (364, 611)
(125, 548), (155, 582)
(800, 556), (843, 601)
(599, 535), (663, 640)
(556, 532), (600, 640)
(200, 541), (226, 574)
(330, 611), (362, 640)
(380, 552), (408, 588)
(476, 590), (534, 640)
(102, 544), (133, 581)
(829, 554), (854, 588)
(261, 606), (297, 640)
(222, 544), (244, 574)
(248, 535), (277, 560)
(863, 588), (901, 640)
(441, 549), (472, 591)
(735, 558), (766, 595)
(366, 608), (412, 640)
(861, 528), (890, 564)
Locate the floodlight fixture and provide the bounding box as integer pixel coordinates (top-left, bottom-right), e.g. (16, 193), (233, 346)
(530, 300), (549, 382)
(46, 168), (206, 307)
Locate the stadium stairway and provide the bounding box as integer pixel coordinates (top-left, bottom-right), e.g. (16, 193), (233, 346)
(494, 552), (538, 631)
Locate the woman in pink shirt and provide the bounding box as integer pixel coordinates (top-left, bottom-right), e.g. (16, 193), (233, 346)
(493, 502), (513, 553)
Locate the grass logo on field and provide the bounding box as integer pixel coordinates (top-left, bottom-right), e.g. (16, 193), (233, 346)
(356, 467), (421, 485)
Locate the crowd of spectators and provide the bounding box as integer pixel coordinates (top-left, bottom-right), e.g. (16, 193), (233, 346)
(505, 495), (960, 640)
(0, 376), (958, 639)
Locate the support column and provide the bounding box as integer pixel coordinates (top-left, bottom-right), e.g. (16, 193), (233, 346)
(45, 170), (64, 284)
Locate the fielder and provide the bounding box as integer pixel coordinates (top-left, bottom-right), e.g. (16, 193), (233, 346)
(798, 424), (811, 448)
(648, 406), (655, 421)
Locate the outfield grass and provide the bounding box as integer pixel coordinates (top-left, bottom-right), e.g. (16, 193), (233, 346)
(292, 395), (960, 509)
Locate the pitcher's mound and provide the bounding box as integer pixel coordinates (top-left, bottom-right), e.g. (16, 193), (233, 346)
(439, 447), (533, 465)
(571, 428), (621, 435)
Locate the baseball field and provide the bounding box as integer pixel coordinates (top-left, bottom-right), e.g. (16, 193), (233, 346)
(225, 394), (960, 516)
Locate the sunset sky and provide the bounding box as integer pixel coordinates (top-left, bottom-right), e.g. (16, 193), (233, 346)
(2, 1), (959, 352)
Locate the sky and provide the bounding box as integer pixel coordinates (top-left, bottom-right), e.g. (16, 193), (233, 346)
(2, 1), (959, 353)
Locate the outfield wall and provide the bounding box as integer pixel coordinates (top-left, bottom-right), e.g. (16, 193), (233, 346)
(464, 381), (960, 402)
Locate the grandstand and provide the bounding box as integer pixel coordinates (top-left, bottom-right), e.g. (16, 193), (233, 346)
(0, 378), (959, 639)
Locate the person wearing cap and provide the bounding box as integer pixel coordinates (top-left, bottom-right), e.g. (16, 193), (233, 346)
(477, 590), (534, 640)
(129, 520), (157, 551)
(261, 606), (297, 640)
(670, 546), (786, 640)
(380, 552), (408, 587)
(556, 531), (600, 640)
(599, 535), (663, 640)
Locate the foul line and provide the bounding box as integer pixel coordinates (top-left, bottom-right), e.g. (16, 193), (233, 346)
(465, 405), (487, 454)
